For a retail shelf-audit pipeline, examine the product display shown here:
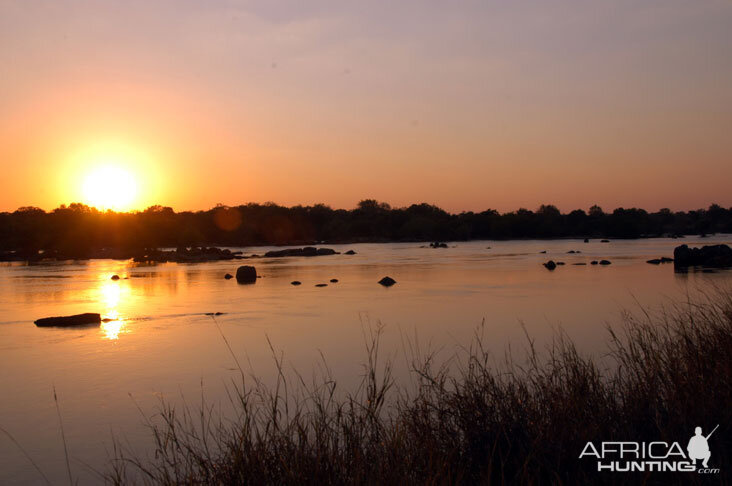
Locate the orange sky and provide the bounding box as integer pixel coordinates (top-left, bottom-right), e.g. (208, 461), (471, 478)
(1, 1), (731, 213)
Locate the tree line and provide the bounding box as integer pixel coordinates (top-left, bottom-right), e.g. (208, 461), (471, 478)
(0, 200), (730, 257)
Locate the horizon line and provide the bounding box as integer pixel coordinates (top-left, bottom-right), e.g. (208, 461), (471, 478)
(4, 200), (730, 216)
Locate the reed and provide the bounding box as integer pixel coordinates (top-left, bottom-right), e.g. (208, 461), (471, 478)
(106, 289), (732, 485)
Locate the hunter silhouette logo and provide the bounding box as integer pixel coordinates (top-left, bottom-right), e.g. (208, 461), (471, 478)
(579, 424), (721, 474)
(688, 425), (718, 469)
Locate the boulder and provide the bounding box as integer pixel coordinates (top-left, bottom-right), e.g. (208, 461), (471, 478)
(344, 250), (357, 255)
(235, 265), (257, 283)
(110, 274), (120, 280)
(591, 261), (599, 265)
(378, 276), (397, 287)
(543, 260), (557, 270)
(224, 273), (233, 279)
(599, 260), (612, 265)
(330, 278), (339, 283)
(291, 281), (302, 286)
(673, 244), (732, 269)
(35, 313), (101, 328)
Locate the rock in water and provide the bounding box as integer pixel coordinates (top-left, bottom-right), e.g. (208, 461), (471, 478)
(110, 274), (120, 280)
(378, 276), (396, 287)
(344, 250), (357, 255)
(264, 247), (339, 258)
(647, 259), (662, 265)
(224, 273), (233, 279)
(599, 260), (612, 265)
(35, 313), (101, 327)
(673, 244), (732, 269)
(315, 283), (328, 287)
(236, 265), (257, 283)
(330, 278), (339, 283)
(543, 261), (557, 270)
(591, 260), (599, 265)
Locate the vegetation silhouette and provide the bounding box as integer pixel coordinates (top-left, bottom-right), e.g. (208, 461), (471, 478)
(1, 201), (730, 260)
(105, 290), (732, 484)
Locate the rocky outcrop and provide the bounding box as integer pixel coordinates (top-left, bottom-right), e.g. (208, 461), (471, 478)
(264, 247), (339, 258)
(134, 247), (243, 263)
(35, 313), (102, 327)
(236, 265), (257, 283)
(673, 244), (732, 269)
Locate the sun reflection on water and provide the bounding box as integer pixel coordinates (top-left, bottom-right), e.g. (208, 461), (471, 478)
(99, 278), (130, 340)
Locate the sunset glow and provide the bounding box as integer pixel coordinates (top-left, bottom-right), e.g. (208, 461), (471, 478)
(1, 1), (730, 213)
(82, 165), (138, 211)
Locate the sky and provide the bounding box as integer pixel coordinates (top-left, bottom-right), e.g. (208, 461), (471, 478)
(0, 0), (731, 213)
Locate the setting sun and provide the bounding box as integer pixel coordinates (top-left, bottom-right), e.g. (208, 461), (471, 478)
(82, 165), (138, 211)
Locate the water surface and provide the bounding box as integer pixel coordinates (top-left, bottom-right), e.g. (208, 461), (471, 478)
(1, 237), (731, 484)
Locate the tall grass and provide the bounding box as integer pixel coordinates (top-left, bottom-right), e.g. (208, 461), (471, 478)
(107, 289), (732, 485)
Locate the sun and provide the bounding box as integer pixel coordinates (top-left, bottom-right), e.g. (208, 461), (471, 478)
(83, 165), (138, 211)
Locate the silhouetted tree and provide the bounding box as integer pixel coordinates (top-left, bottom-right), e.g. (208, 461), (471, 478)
(1, 202), (730, 258)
